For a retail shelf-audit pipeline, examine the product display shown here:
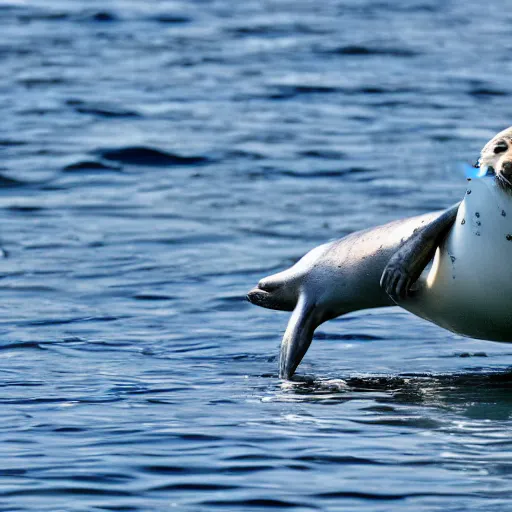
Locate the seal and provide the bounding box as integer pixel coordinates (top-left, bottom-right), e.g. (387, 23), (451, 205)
(248, 127), (512, 379)
(396, 176), (512, 341)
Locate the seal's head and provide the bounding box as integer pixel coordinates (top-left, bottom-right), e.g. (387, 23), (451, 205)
(247, 273), (297, 312)
(478, 126), (512, 190)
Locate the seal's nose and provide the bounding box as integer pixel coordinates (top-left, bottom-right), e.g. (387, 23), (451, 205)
(502, 161), (512, 176)
(246, 289), (259, 304)
(257, 279), (278, 292)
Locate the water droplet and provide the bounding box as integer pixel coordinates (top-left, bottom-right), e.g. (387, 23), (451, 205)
(502, 210), (507, 217)
(467, 189), (472, 194)
(476, 221), (481, 226)
(506, 234), (512, 241)
(461, 219), (466, 225)
(475, 212), (480, 218)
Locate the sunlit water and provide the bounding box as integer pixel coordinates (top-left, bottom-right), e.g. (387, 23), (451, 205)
(1, 0), (512, 510)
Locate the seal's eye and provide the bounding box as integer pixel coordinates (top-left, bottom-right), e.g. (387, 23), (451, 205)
(494, 140), (508, 154)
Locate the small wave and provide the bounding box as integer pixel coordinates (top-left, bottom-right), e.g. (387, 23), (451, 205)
(280, 169), (350, 179)
(211, 295), (247, 311)
(16, 11), (69, 22)
(325, 45), (419, 57)
(177, 433), (223, 441)
(224, 453), (282, 461)
(354, 416), (442, 429)
(0, 341), (44, 351)
(0, 469), (26, 477)
(152, 14), (191, 24)
(75, 106), (139, 118)
(313, 490), (466, 500)
(63, 160), (122, 172)
(0, 139), (26, 147)
(358, 86), (404, 94)
(151, 482), (238, 492)
(200, 498), (307, 508)
(456, 352), (488, 358)
(23, 315), (120, 327)
(269, 84), (340, 100)
(6, 205), (44, 213)
(19, 77), (68, 87)
(53, 427), (85, 433)
(268, 84), (411, 100)
(66, 98), (139, 118)
(99, 146), (209, 166)
(140, 465), (210, 475)
(83, 11), (118, 22)
(219, 465), (276, 474)
(132, 293), (174, 301)
(0, 173), (27, 188)
(224, 150), (265, 161)
(298, 149), (346, 160)
(225, 22), (322, 37)
(296, 454), (380, 465)
(469, 88), (508, 97)
(1, 487), (133, 498)
(23, 10), (120, 23)
(279, 167), (372, 179)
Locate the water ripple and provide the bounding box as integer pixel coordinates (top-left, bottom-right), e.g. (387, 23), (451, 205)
(1, 0), (512, 510)
(99, 147), (210, 166)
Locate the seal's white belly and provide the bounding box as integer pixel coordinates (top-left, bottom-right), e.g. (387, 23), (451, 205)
(402, 177), (512, 341)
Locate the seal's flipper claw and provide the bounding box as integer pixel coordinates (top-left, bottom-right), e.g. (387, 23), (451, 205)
(279, 295), (317, 380)
(404, 277), (413, 298)
(383, 264), (411, 302)
(380, 267), (393, 292)
(386, 271), (401, 303)
(382, 202), (460, 303)
(397, 274), (409, 300)
(379, 269), (388, 290)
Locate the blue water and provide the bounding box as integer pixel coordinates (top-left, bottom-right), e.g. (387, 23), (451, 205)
(2, 0), (512, 510)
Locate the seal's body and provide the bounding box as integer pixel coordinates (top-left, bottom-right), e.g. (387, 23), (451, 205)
(402, 177), (512, 341)
(248, 127), (512, 379)
(248, 210), (454, 379)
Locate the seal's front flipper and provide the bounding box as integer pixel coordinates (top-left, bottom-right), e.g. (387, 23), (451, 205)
(381, 202), (460, 302)
(279, 295), (318, 379)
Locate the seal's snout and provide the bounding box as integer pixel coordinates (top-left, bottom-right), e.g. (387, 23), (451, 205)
(246, 287), (265, 305)
(246, 275), (297, 312)
(246, 278), (281, 306)
(257, 279), (278, 292)
(502, 161), (512, 177)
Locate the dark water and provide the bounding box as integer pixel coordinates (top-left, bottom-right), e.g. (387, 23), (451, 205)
(2, 0), (512, 510)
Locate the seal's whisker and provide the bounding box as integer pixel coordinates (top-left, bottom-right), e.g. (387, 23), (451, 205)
(498, 173), (512, 188)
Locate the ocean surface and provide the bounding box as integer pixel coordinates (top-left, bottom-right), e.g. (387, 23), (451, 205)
(2, 0), (512, 510)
